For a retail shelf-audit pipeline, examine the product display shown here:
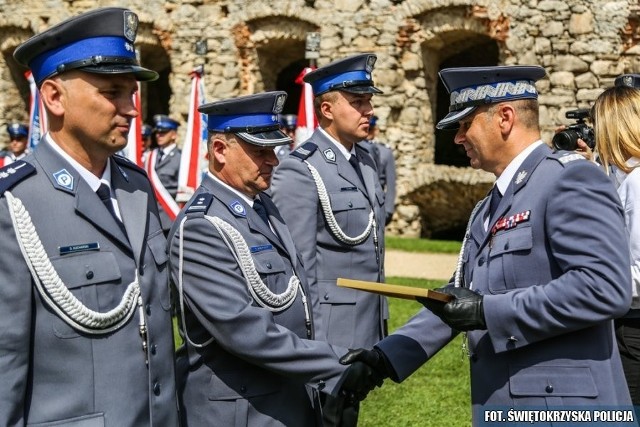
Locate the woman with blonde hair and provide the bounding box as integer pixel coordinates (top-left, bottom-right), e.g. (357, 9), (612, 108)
(592, 83), (640, 408)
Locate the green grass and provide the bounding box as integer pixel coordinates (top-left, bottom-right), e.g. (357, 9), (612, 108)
(386, 236), (462, 254)
(359, 277), (471, 427)
(172, 276), (471, 426)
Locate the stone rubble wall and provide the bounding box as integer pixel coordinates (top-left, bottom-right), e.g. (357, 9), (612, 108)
(0, 0), (637, 237)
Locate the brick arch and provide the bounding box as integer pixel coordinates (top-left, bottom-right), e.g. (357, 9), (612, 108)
(391, 4), (506, 237)
(234, 16), (319, 94)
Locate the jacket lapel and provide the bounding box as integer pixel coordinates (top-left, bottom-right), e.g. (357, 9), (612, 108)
(111, 159), (147, 264)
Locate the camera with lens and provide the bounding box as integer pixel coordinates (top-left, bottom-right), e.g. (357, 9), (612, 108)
(552, 108), (595, 151)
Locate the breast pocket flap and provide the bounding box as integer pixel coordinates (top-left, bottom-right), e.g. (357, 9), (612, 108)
(490, 226), (533, 257)
(209, 371), (280, 400)
(50, 252), (121, 289)
(329, 192), (368, 212)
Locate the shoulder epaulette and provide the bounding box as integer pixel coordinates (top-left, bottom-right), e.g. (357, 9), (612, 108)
(291, 142), (318, 160)
(186, 192), (214, 217)
(0, 161), (36, 195)
(548, 151), (586, 166)
(113, 154), (147, 176)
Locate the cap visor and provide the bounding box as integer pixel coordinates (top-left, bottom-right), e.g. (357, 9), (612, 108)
(436, 106), (477, 130)
(340, 85), (383, 95)
(81, 64), (159, 82)
(236, 129), (293, 147)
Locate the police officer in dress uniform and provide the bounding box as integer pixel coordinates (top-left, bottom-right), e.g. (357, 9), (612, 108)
(0, 8), (178, 426)
(168, 91), (380, 427)
(150, 114), (181, 233)
(275, 113), (297, 160)
(270, 53), (387, 426)
(341, 66), (635, 424)
(363, 115), (396, 225)
(2, 123), (30, 165)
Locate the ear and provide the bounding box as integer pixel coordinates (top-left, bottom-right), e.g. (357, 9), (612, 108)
(497, 104), (516, 135)
(39, 79), (65, 118)
(320, 99), (333, 121)
(210, 137), (228, 165)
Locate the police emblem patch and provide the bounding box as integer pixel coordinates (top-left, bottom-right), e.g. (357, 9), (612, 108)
(323, 148), (336, 162)
(229, 200), (246, 217)
(123, 11), (138, 42)
(623, 75), (634, 87)
(273, 94), (286, 114)
(53, 169), (74, 190)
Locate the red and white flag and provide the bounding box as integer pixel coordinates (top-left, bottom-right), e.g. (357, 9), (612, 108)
(177, 65), (207, 203)
(145, 149), (180, 221)
(123, 82), (144, 167)
(25, 71), (47, 148)
(295, 66), (318, 145)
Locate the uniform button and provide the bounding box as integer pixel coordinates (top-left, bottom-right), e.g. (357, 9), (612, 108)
(153, 382), (161, 396)
(86, 271), (94, 279)
(324, 294), (329, 300)
(348, 202), (353, 208)
(146, 304), (151, 316)
(318, 380), (326, 390)
(266, 262), (272, 269)
(240, 385), (247, 393)
(150, 344), (157, 355)
(545, 384), (554, 393)
(478, 258), (485, 266)
(507, 336), (518, 342)
(504, 242), (509, 250)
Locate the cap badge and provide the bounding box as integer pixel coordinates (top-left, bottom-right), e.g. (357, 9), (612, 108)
(229, 200), (246, 217)
(366, 56), (376, 72)
(123, 11), (138, 43)
(515, 170), (527, 185)
(53, 168), (74, 191)
(623, 75), (634, 87)
(274, 94), (286, 114)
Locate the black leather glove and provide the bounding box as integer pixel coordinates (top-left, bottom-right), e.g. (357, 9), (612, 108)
(418, 286), (486, 331)
(338, 348), (390, 403)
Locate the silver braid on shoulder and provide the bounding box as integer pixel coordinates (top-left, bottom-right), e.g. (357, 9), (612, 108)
(304, 160), (375, 245)
(5, 191), (141, 335)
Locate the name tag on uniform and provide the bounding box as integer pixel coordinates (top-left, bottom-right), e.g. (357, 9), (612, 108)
(341, 187), (357, 192)
(59, 242), (100, 255)
(250, 244), (273, 253)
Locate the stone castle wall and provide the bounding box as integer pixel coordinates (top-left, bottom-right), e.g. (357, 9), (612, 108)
(0, 0), (638, 237)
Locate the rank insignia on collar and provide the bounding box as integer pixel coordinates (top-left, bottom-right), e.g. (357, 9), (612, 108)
(53, 168), (74, 191)
(323, 148), (336, 162)
(515, 170), (527, 184)
(491, 210), (531, 235)
(229, 200), (246, 217)
(117, 165), (128, 182)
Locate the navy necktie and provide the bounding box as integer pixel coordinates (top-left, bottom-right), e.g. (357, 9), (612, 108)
(349, 154), (365, 186)
(156, 149), (165, 166)
(253, 198), (269, 225)
(488, 185), (502, 221)
(97, 184), (126, 234)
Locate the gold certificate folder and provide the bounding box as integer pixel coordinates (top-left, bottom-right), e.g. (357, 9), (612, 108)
(337, 278), (453, 303)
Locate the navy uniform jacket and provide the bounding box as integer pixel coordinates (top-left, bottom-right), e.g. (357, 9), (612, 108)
(377, 144), (633, 422)
(153, 146), (181, 231)
(270, 129), (387, 349)
(0, 140), (178, 426)
(168, 174), (350, 426)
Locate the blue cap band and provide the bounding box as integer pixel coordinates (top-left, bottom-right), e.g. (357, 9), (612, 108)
(208, 113), (279, 132)
(312, 70), (372, 95)
(30, 35), (136, 83)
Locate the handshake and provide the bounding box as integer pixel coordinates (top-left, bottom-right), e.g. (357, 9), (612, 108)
(338, 347), (391, 405)
(338, 286), (487, 403)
